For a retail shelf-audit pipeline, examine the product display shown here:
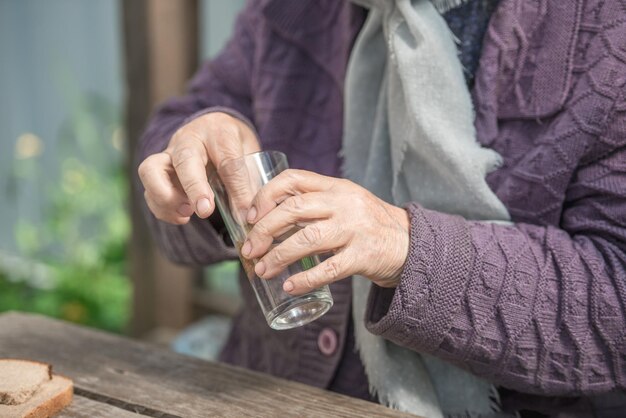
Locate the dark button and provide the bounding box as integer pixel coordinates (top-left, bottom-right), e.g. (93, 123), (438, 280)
(317, 328), (338, 356)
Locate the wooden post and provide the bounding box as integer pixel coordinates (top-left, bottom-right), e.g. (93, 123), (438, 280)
(122, 0), (201, 337)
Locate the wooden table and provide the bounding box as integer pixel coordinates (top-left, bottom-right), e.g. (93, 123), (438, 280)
(0, 312), (413, 417)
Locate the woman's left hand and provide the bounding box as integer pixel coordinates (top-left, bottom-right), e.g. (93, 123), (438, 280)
(240, 169), (410, 295)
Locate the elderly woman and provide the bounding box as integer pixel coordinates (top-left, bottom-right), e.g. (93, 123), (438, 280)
(137, 0), (626, 416)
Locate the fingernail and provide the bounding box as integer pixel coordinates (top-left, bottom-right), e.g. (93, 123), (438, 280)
(247, 206), (257, 223)
(255, 261), (266, 277)
(283, 281), (294, 292)
(197, 198), (211, 216)
(241, 240), (252, 257)
(177, 203), (193, 217)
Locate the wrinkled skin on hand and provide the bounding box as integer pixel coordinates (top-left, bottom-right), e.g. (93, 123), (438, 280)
(138, 112), (260, 224)
(242, 169), (410, 295)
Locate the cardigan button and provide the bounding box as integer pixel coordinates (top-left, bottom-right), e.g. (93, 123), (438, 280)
(317, 328), (338, 356)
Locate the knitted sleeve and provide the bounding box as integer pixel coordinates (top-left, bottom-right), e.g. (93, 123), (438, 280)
(365, 117), (626, 396)
(135, 2), (259, 265)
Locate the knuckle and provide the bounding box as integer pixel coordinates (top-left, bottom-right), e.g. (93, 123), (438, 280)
(180, 177), (202, 194)
(272, 247), (287, 266)
(252, 188), (266, 206)
(224, 163), (249, 190)
(328, 223), (343, 241)
(138, 153), (163, 180)
(209, 118), (238, 141)
(333, 177), (352, 192)
(253, 222), (269, 238)
(351, 190), (369, 212)
(301, 224), (323, 246)
(219, 121), (239, 139)
(284, 195), (305, 212)
(172, 147), (197, 167)
(172, 124), (202, 145)
(324, 259), (342, 281)
(137, 160), (150, 180)
(302, 272), (316, 291)
(282, 169), (301, 183)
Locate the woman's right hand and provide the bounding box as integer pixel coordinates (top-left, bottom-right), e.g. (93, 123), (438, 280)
(138, 112), (260, 225)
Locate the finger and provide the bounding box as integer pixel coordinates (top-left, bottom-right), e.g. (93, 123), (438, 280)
(168, 137), (214, 218)
(202, 114), (251, 167)
(253, 222), (344, 281)
(243, 193), (333, 259)
(247, 169), (339, 224)
(144, 191), (191, 225)
(173, 111), (261, 168)
(281, 253), (351, 296)
(216, 156), (258, 225)
(202, 116), (260, 223)
(138, 153), (193, 217)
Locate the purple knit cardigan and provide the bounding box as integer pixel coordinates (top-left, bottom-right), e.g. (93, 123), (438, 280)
(138, 0), (626, 414)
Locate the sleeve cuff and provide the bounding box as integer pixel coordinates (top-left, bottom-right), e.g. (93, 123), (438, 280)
(364, 203), (474, 353)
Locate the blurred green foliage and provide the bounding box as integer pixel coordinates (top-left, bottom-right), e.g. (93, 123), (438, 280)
(0, 91), (130, 333)
(204, 260), (240, 296)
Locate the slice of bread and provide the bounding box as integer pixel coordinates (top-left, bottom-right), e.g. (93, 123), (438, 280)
(0, 360), (73, 418)
(0, 376), (73, 418)
(0, 360), (51, 406)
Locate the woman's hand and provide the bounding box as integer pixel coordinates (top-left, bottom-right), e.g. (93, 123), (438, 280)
(138, 112), (260, 224)
(241, 169), (410, 295)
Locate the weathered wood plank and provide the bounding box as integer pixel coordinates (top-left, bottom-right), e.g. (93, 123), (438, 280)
(58, 396), (146, 417)
(0, 313), (415, 418)
(122, 0), (202, 336)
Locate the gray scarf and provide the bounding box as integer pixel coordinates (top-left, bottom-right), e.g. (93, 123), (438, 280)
(342, 0), (511, 416)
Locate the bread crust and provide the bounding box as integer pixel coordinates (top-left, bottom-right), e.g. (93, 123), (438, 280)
(23, 376), (73, 418)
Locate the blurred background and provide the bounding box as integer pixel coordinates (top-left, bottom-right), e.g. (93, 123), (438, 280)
(0, 0), (245, 359)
